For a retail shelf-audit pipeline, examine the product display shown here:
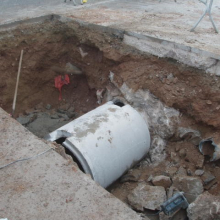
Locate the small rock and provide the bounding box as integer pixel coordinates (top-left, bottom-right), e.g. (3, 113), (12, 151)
(195, 169), (204, 176)
(173, 77), (178, 84)
(35, 102), (44, 110)
(179, 149), (186, 158)
(57, 113), (69, 120)
(16, 116), (31, 125)
(59, 103), (70, 111)
(45, 104), (51, 110)
(172, 176), (203, 203)
(187, 192), (220, 220)
(65, 63), (82, 75)
(187, 169), (192, 176)
(152, 175), (172, 189)
(68, 106), (75, 112)
(196, 155), (204, 169)
(120, 169), (141, 183)
(50, 114), (59, 119)
(66, 111), (76, 119)
(175, 145), (180, 152)
(201, 171), (215, 185)
(206, 100), (212, 105)
(24, 108), (35, 115)
(127, 183), (166, 211)
(147, 175), (153, 182)
(166, 167), (178, 177)
(177, 166), (187, 176)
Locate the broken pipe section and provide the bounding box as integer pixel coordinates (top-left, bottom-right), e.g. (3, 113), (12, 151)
(199, 138), (220, 161)
(45, 101), (151, 188)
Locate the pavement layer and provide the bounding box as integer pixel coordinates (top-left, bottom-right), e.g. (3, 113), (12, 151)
(0, 108), (142, 220)
(0, 0), (220, 54)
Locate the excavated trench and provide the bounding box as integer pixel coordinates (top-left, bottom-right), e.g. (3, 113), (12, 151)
(1, 16), (220, 219)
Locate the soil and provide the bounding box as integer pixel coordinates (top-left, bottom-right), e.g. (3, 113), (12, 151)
(0, 19), (220, 219)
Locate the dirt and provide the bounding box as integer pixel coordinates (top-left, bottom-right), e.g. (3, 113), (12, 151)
(0, 19), (220, 219)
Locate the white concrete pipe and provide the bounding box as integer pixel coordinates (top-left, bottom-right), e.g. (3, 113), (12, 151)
(45, 101), (150, 188)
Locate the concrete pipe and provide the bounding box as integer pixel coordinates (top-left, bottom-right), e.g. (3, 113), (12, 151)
(45, 101), (150, 188)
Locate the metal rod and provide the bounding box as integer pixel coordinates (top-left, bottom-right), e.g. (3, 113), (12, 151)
(191, 0), (218, 33)
(12, 50), (23, 117)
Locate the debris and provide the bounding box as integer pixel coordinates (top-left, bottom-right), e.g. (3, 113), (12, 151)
(195, 169), (204, 176)
(199, 138), (220, 161)
(54, 74), (70, 101)
(201, 171), (215, 185)
(179, 149), (186, 158)
(176, 166), (187, 176)
(171, 127), (202, 145)
(65, 63), (82, 75)
(120, 169), (141, 183)
(161, 192), (188, 216)
(152, 175), (172, 189)
(165, 167), (178, 177)
(187, 192), (220, 220)
(172, 176), (203, 203)
(79, 47), (88, 58)
(45, 104), (51, 110)
(96, 89), (105, 104)
(187, 169), (192, 176)
(127, 183), (166, 211)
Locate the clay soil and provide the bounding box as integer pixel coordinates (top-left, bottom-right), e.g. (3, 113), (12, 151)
(0, 19), (220, 219)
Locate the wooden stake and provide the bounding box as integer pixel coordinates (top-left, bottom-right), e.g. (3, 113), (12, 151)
(12, 50), (23, 117)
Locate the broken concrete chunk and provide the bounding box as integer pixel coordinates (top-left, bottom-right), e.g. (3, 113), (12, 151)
(172, 176), (203, 203)
(165, 167), (178, 177)
(65, 62), (82, 75)
(172, 127), (202, 145)
(179, 149), (186, 158)
(120, 169), (141, 183)
(16, 116), (31, 125)
(127, 183), (166, 211)
(187, 192), (220, 220)
(152, 175), (172, 189)
(194, 169), (204, 176)
(45, 104), (51, 110)
(201, 171), (215, 185)
(149, 135), (167, 165)
(176, 166), (187, 176)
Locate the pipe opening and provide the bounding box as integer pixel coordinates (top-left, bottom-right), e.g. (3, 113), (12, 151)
(113, 100), (125, 107)
(55, 137), (85, 172)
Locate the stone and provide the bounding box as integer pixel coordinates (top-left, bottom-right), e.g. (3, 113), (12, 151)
(152, 175), (172, 189)
(201, 171), (215, 185)
(176, 166), (187, 176)
(120, 169), (141, 183)
(45, 104), (51, 110)
(147, 175), (153, 182)
(35, 102), (44, 110)
(172, 176), (203, 203)
(16, 116), (31, 125)
(179, 149), (186, 158)
(24, 108), (35, 115)
(127, 183), (166, 211)
(57, 113), (69, 120)
(50, 114), (59, 119)
(187, 192), (220, 220)
(195, 169), (204, 176)
(187, 169), (192, 176)
(166, 167), (178, 177)
(66, 111), (76, 119)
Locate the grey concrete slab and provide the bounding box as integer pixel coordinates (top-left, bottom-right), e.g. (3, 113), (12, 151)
(0, 108), (142, 220)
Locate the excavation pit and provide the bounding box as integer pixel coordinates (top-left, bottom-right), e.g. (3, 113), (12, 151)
(1, 15), (220, 219)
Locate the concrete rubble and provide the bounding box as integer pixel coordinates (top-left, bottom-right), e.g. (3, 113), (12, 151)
(187, 192), (220, 220)
(127, 183), (166, 211)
